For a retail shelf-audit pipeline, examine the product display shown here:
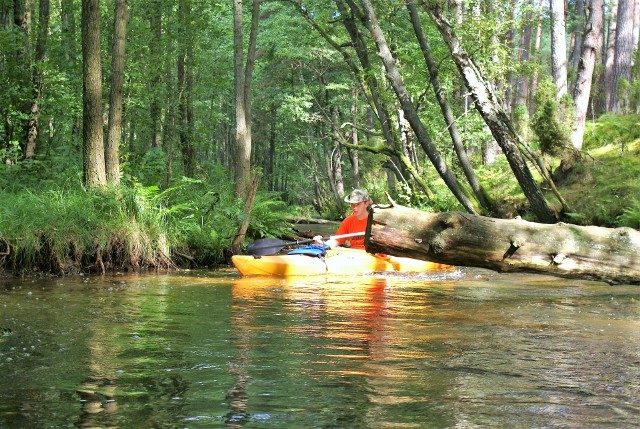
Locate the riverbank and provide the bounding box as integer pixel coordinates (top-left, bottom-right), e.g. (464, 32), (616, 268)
(1, 115), (638, 277)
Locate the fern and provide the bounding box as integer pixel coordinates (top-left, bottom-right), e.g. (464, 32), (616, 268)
(618, 200), (640, 229)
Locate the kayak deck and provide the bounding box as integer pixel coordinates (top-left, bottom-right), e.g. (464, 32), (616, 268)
(232, 247), (453, 276)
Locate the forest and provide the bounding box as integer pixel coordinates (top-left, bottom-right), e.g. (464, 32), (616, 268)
(1, 0), (639, 275)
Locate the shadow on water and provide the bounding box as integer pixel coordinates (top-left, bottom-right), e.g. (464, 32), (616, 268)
(0, 269), (639, 428)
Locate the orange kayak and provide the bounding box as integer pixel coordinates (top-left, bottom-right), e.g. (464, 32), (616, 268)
(231, 247), (453, 276)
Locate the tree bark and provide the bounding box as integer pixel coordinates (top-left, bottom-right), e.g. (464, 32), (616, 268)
(571, 0), (585, 73)
(360, 0), (477, 215)
(230, 172), (259, 255)
(406, 0), (493, 214)
(82, 0), (107, 188)
(244, 0), (260, 171)
(366, 204), (640, 285)
(149, 0), (163, 149)
(330, 105), (345, 202)
(233, 0), (260, 199)
(600, 0), (618, 112)
(422, 3), (558, 223)
(634, 0), (640, 47)
(514, 6), (533, 110)
(571, 0), (604, 151)
(233, 0), (249, 196)
(177, 0), (195, 177)
(13, 0), (33, 158)
(163, 24), (177, 187)
(529, 0), (544, 116)
(503, 0), (518, 113)
(23, 0), (49, 160)
(348, 87), (361, 189)
(550, 0), (568, 98)
(611, 0), (635, 113)
(106, 0), (128, 185)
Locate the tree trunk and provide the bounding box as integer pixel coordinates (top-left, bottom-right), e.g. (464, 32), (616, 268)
(514, 7), (533, 110)
(503, 0), (519, 113)
(330, 105), (345, 200)
(366, 204), (640, 285)
(106, 0), (128, 185)
(423, 3), (558, 224)
(232, 0), (260, 200)
(361, 0), (477, 215)
(571, 0), (585, 73)
(550, 0), (568, 98)
(230, 172), (259, 255)
(149, 0), (163, 149)
(634, 0), (640, 47)
(163, 28), (177, 187)
(529, 0), (544, 116)
(233, 0), (249, 197)
(600, 0), (618, 112)
(177, 0), (194, 177)
(571, 0), (604, 151)
(13, 0), (33, 158)
(1, 0), (10, 26)
(23, 0), (49, 160)
(611, 0), (635, 113)
(82, 0), (107, 188)
(244, 0), (260, 174)
(348, 87), (361, 189)
(407, 0), (493, 214)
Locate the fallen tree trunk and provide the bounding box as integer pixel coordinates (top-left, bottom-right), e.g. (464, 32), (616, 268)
(365, 204), (640, 284)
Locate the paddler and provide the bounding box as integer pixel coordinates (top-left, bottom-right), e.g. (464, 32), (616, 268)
(313, 189), (372, 250)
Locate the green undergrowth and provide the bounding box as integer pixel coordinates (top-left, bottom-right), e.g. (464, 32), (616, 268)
(475, 113), (640, 227)
(567, 114), (640, 227)
(0, 174), (295, 276)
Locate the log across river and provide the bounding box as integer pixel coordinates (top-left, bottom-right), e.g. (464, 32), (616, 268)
(365, 203), (640, 284)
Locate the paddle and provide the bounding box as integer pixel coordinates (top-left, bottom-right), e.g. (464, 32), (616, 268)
(245, 232), (365, 256)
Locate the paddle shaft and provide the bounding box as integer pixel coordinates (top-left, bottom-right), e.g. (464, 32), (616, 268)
(246, 231), (365, 255)
(266, 231), (365, 248)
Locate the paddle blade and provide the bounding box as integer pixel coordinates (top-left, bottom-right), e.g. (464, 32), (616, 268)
(246, 238), (288, 256)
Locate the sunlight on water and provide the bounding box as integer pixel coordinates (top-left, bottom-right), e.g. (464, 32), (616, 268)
(1, 269), (639, 428)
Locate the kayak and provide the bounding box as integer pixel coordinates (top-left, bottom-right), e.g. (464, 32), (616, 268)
(231, 247), (453, 276)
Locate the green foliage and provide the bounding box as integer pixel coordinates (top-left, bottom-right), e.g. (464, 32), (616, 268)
(631, 49), (640, 110)
(530, 79), (574, 156)
(0, 182), (173, 274)
(583, 113), (640, 150)
(0, 168), (285, 273)
(394, 179), (464, 213)
(512, 104), (530, 141)
(126, 147), (169, 187)
(561, 115), (640, 227)
(246, 192), (298, 239)
(0, 141), (21, 164)
(617, 77), (630, 107)
(618, 200), (640, 229)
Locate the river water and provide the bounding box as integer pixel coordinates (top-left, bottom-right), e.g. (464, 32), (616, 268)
(1, 267), (639, 428)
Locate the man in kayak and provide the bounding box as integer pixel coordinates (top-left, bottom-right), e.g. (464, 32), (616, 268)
(314, 189), (372, 250)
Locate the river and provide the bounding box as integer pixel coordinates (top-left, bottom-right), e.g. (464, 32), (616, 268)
(1, 267), (639, 428)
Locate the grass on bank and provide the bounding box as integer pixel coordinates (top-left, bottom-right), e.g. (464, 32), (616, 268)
(0, 176), (296, 276)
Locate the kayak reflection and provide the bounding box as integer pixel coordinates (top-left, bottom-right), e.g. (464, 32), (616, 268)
(229, 276), (394, 382)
